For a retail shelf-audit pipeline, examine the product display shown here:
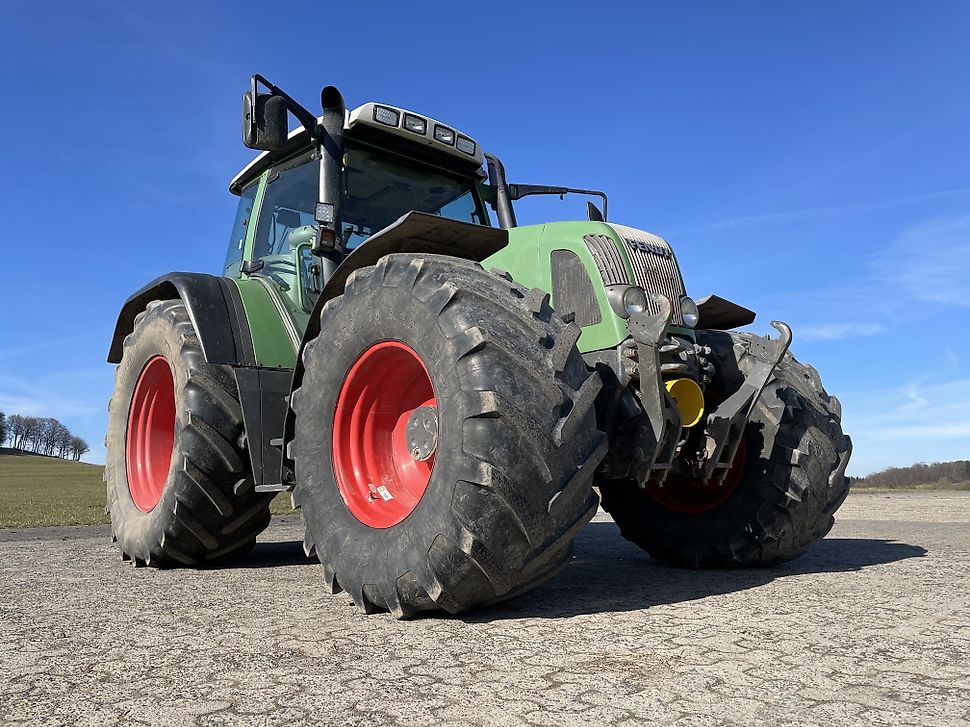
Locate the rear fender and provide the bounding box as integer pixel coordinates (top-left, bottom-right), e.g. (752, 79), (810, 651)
(106, 273), (253, 366)
(106, 273), (281, 486)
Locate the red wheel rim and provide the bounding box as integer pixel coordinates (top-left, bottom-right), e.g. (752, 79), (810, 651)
(645, 390), (747, 514)
(126, 356), (176, 512)
(332, 341), (437, 528)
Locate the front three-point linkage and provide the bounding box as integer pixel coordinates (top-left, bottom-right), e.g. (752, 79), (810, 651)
(625, 298), (793, 490)
(696, 321), (793, 484)
(626, 296), (684, 486)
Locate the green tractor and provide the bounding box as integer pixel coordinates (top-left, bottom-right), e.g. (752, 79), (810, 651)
(105, 76), (852, 617)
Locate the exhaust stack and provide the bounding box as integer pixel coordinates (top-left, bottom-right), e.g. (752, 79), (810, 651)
(315, 86), (346, 257)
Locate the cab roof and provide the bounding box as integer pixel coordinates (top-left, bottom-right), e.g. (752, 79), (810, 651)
(229, 102), (484, 194)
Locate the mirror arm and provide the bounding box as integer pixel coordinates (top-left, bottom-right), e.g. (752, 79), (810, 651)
(507, 184), (608, 222)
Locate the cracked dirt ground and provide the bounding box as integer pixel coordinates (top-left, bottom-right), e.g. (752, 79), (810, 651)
(1, 492), (968, 726)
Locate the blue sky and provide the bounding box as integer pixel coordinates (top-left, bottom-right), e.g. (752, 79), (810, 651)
(0, 2), (967, 475)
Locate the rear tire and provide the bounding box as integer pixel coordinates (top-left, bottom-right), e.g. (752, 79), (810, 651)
(290, 255), (607, 617)
(105, 299), (273, 566)
(599, 329), (852, 568)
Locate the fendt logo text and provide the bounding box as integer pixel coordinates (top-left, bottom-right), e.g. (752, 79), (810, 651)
(625, 238), (672, 259)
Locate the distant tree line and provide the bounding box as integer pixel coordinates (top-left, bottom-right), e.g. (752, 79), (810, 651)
(849, 460), (970, 489)
(0, 410), (90, 461)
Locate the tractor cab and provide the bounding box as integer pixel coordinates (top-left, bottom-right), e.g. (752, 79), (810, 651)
(225, 92), (491, 323)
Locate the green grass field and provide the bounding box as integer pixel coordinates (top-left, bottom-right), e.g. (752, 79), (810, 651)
(0, 451), (295, 528)
(0, 451), (108, 527)
(4, 449), (967, 529)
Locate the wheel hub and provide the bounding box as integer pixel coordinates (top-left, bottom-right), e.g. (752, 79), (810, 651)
(405, 406), (438, 462)
(331, 341), (437, 528)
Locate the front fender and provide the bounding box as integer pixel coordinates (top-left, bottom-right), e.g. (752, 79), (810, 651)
(307, 211), (508, 344)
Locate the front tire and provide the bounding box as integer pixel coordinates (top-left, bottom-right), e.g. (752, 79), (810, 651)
(105, 299), (273, 566)
(600, 329), (852, 568)
(290, 255), (606, 617)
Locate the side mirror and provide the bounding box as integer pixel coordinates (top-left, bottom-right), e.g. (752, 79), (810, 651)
(242, 91), (289, 151)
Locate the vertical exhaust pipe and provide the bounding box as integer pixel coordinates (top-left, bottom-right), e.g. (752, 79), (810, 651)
(315, 86), (346, 281)
(484, 153), (517, 230)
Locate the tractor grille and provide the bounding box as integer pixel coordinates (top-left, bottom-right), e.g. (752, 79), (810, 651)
(583, 234), (628, 286)
(585, 225), (686, 325)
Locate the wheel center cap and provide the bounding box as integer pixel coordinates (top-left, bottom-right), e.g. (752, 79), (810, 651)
(405, 406), (438, 461)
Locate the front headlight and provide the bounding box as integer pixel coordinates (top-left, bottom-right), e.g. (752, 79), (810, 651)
(623, 286), (648, 317)
(681, 296), (699, 328)
(607, 285), (650, 319)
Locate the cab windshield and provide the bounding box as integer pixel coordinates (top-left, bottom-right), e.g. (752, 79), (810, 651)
(253, 144), (487, 258)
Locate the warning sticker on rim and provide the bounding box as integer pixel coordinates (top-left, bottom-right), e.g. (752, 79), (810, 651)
(376, 485), (394, 501)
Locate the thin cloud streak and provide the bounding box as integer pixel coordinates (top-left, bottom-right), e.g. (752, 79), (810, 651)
(749, 213), (970, 342)
(668, 188), (970, 235)
(0, 336), (87, 361)
(797, 322), (886, 342)
(0, 369), (107, 419)
(871, 214), (970, 308)
(841, 374), (970, 475)
(866, 422), (970, 440)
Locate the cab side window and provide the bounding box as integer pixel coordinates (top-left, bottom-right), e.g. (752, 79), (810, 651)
(248, 155), (319, 314)
(223, 181), (259, 278)
(252, 155), (317, 261)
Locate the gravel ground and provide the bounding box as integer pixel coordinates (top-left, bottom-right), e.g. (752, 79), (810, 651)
(1, 492), (968, 726)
